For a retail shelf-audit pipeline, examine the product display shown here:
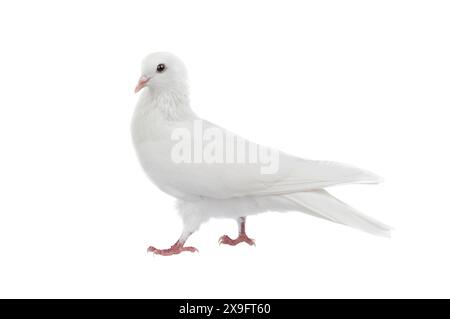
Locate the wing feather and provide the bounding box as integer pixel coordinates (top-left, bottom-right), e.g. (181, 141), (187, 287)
(136, 120), (381, 199)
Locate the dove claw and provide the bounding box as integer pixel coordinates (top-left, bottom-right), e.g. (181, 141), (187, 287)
(147, 242), (199, 256)
(218, 234), (255, 247)
(218, 235), (231, 245)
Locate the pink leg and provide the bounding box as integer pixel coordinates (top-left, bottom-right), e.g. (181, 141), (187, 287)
(219, 217), (255, 246)
(147, 232), (198, 256)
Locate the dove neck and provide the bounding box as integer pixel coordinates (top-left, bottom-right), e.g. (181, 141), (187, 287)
(139, 86), (195, 121)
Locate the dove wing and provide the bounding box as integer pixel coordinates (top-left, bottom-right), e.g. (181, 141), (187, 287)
(140, 120), (381, 200)
(175, 153), (380, 199)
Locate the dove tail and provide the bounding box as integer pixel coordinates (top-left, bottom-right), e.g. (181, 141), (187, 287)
(284, 190), (392, 237)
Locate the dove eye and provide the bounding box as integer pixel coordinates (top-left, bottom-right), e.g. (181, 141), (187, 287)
(156, 63), (166, 73)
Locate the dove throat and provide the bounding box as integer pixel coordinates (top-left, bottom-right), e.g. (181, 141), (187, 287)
(137, 84), (196, 122)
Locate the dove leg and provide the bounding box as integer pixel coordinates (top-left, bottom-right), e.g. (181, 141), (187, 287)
(147, 230), (199, 256)
(219, 217), (255, 246)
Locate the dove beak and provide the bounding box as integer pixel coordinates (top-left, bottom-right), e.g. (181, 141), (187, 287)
(135, 76), (150, 93)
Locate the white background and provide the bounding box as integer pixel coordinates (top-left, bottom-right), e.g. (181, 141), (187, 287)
(0, 0), (449, 298)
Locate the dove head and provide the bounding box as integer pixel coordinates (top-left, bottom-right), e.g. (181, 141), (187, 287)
(135, 52), (188, 95)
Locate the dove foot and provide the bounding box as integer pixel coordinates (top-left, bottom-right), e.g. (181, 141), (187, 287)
(219, 234), (255, 246)
(219, 216), (255, 247)
(147, 241), (198, 256)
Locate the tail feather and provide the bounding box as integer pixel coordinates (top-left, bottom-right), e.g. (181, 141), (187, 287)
(284, 190), (391, 237)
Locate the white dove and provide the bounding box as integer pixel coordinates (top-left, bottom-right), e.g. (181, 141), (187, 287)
(132, 52), (391, 256)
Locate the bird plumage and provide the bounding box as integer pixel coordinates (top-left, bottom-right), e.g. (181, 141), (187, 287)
(131, 52), (391, 255)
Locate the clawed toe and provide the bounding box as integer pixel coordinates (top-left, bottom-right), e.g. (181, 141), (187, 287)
(182, 246), (199, 253)
(218, 235), (231, 245)
(218, 234), (255, 246)
(147, 244), (199, 256)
